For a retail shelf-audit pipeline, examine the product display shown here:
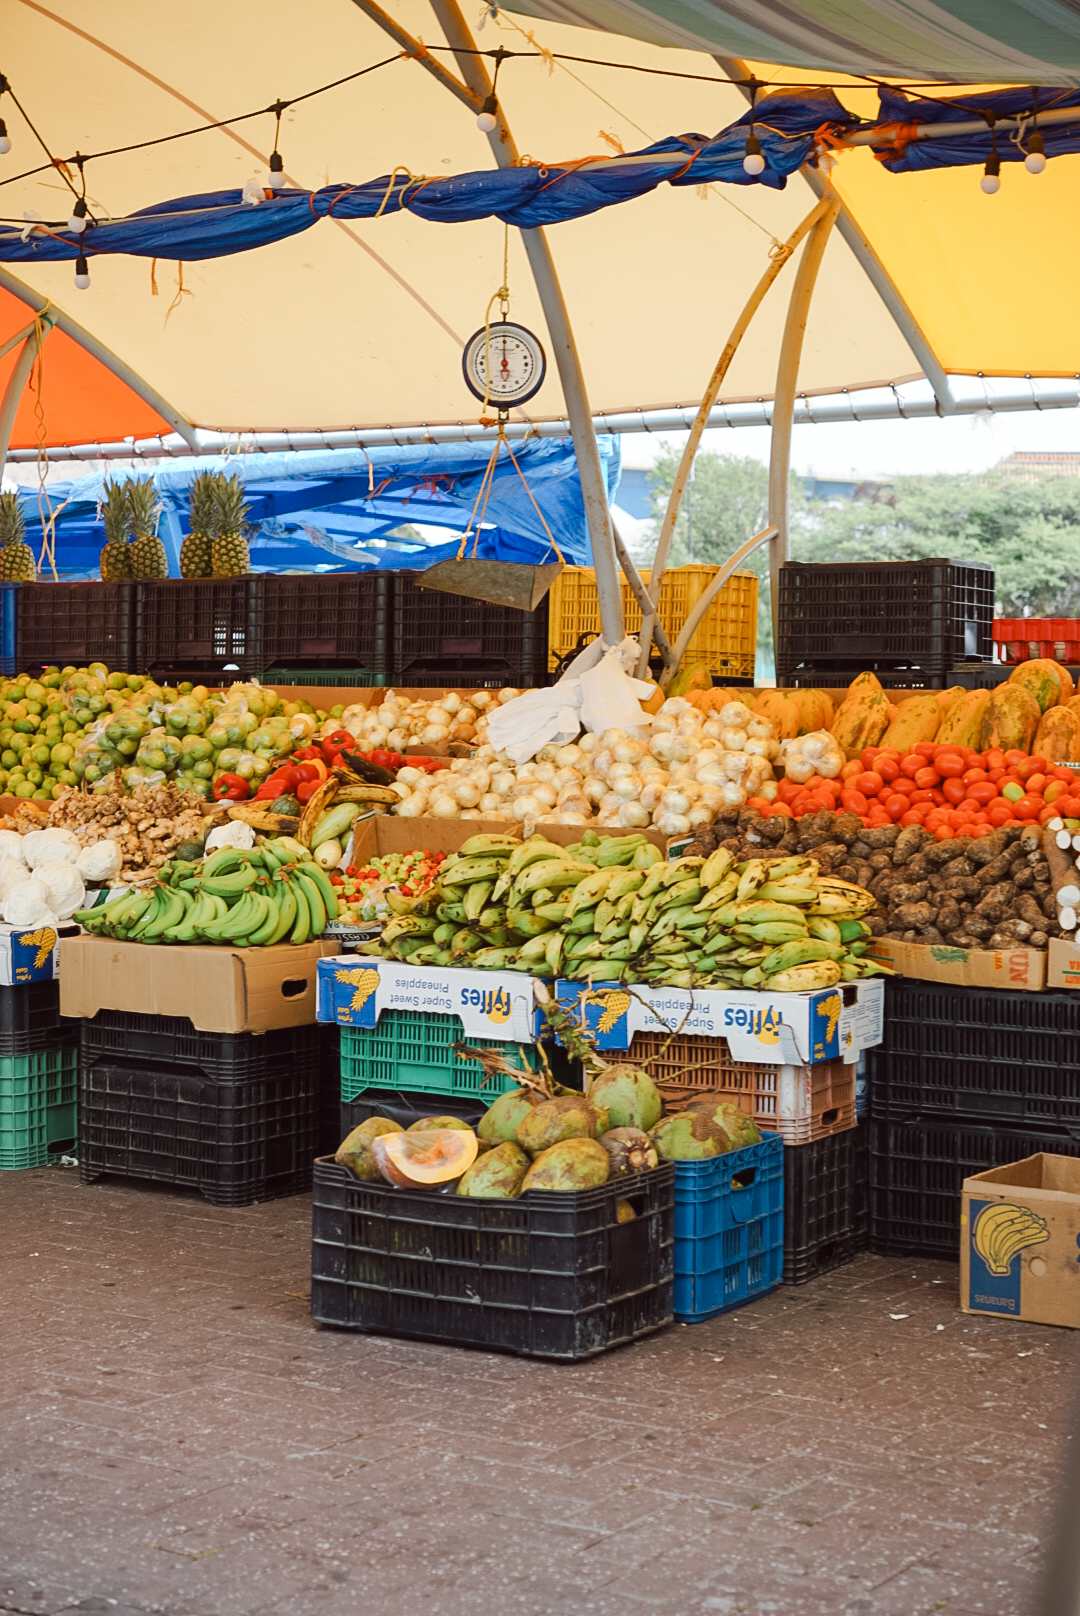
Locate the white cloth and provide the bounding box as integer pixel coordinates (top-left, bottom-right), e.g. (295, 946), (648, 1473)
(485, 638), (655, 764)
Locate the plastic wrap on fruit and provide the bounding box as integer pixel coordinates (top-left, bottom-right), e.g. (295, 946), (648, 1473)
(781, 730), (845, 783)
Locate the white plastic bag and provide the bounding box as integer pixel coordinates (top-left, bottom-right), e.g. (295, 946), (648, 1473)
(485, 638), (655, 765)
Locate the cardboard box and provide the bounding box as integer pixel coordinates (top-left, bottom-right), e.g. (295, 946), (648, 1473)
(348, 816), (667, 861)
(0, 923), (70, 985)
(554, 976), (884, 1065)
(59, 935), (340, 1034)
(318, 956), (539, 1040)
(866, 937), (1047, 992)
(1047, 937), (1080, 990)
(961, 1154), (1080, 1327)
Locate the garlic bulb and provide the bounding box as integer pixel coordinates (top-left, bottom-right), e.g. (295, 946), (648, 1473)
(720, 727), (748, 752)
(429, 794), (459, 818)
(478, 792), (501, 813)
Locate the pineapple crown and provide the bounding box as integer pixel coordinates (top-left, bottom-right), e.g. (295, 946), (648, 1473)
(213, 473), (248, 533)
(0, 490), (26, 549)
(189, 470), (222, 536)
(101, 482), (131, 546)
(124, 477), (160, 537)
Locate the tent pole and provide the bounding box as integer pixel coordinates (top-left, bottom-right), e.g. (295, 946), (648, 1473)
(0, 267), (199, 449)
(636, 197), (830, 678)
(419, 0), (625, 647)
(0, 334), (45, 482)
(767, 202), (839, 664)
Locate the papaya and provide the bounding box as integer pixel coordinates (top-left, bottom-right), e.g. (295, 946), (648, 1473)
(370, 1127), (478, 1187)
(934, 686), (965, 718)
(829, 689), (891, 760)
(1008, 658), (1069, 712)
(752, 690), (802, 740)
(935, 687), (990, 748)
(1034, 704), (1080, 763)
(979, 683), (1041, 753)
(847, 671), (883, 697)
(641, 684), (665, 715)
(666, 663), (712, 699)
(880, 693), (942, 752)
(802, 689), (837, 729)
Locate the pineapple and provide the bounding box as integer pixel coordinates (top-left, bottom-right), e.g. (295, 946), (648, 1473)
(98, 482), (133, 580)
(211, 473), (250, 577)
(180, 470), (219, 578)
(0, 491), (37, 581)
(126, 478), (169, 579)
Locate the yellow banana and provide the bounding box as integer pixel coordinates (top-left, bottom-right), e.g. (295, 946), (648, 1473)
(755, 883), (819, 905)
(565, 868), (619, 918)
(762, 938), (844, 975)
(736, 859), (769, 900)
(768, 960), (843, 992)
(808, 917), (843, 944)
(693, 873), (740, 912)
(699, 847), (734, 888)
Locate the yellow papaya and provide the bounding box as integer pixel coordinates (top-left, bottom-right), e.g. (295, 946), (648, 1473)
(979, 683), (1041, 753)
(811, 689), (838, 725)
(934, 686), (965, 718)
(791, 689), (833, 733)
(1007, 658), (1066, 712)
(847, 671), (883, 698)
(935, 687), (990, 749)
(1034, 704), (1080, 762)
(881, 693), (943, 752)
(829, 689), (891, 760)
(753, 690), (802, 739)
(667, 663), (712, 699)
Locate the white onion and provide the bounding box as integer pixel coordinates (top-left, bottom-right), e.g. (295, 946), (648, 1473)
(598, 792), (626, 815)
(600, 728), (628, 749)
(552, 767), (582, 792)
(554, 810), (590, 825)
(659, 788), (690, 815)
(460, 808), (484, 820)
(702, 719), (725, 741)
(744, 736), (771, 758)
(367, 724), (390, 747)
(661, 697), (690, 715)
(649, 733), (676, 764)
(720, 727), (748, 752)
(397, 766), (424, 784)
(639, 755), (665, 775)
(618, 802), (650, 828)
(396, 796), (425, 818)
(556, 793), (592, 817)
(533, 761), (556, 783)
(696, 763), (727, 788)
(472, 691), (493, 710)
(457, 705), (478, 726)
(577, 732), (599, 753)
(640, 782), (666, 813)
(478, 792), (501, 813)
(590, 749), (613, 779)
(719, 701), (753, 727)
(746, 717), (772, 739)
(555, 744), (583, 769)
(453, 781), (481, 808)
(531, 784), (558, 808)
(582, 776), (607, 805)
(612, 739), (645, 763)
(687, 804), (714, 827)
(655, 811), (692, 836)
(511, 794), (540, 820)
(429, 794), (459, 818)
(721, 783), (747, 806)
(440, 692), (462, 714)
(670, 737), (694, 764)
(498, 688), (520, 703)
(391, 782), (411, 801)
(421, 724), (450, 745)
(491, 771), (516, 796)
(536, 744), (560, 763)
(610, 772), (643, 801)
(650, 715), (676, 734)
(386, 729), (408, 750)
(699, 787), (725, 811)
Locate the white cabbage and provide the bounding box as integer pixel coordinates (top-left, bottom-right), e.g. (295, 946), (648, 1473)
(76, 839), (122, 885)
(0, 830), (25, 860)
(2, 880), (59, 928)
(32, 861), (86, 920)
(204, 821), (256, 852)
(21, 828), (81, 868)
(0, 857), (30, 901)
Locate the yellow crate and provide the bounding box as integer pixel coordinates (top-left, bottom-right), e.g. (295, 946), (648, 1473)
(547, 564), (757, 677)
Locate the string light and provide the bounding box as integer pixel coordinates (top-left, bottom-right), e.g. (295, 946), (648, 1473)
(73, 251), (90, 289)
(266, 101), (286, 190)
(742, 75), (765, 176)
(0, 73), (8, 156)
(1026, 131), (1046, 173)
(981, 151), (1001, 193)
(67, 196), (87, 233)
(476, 94), (498, 133)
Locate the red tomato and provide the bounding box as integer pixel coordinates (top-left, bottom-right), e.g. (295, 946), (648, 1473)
(875, 756), (900, 783)
(900, 808), (926, 826)
(860, 747), (883, 769)
(1057, 795), (1080, 816)
(909, 789), (937, 806)
(746, 796), (773, 811)
(1014, 794), (1044, 819)
(841, 790), (869, 814)
(935, 752), (966, 778)
(768, 802), (793, 819)
(988, 804), (1015, 826)
(962, 767), (989, 785)
(1004, 749), (1028, 768)
(972, 822), (995, 838)
(956, 797), (982, 814)
(942, 778), (968, 805)
(852, 771), (884, 797)
(1052, 766), (1079, 783)
(900, 753), (924, 778)
(983, 748), (1006, 771)
(934, 826), (955, 841)
(914, 767), (942, 791)
(884, 794), (910, 819)
(913, 741), (938, 758)
(777, 778), (802, 802)
(946, 810), (971, 830)
(840, 760), (863, 782)
(1039, 804), (1061, 825)
(1017, 755), (1050, 780)
(987, 767), (1007, 784)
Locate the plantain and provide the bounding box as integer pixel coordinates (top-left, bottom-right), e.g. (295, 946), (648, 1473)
(760, 938), (845, 975)
(768, 960), (843, 992)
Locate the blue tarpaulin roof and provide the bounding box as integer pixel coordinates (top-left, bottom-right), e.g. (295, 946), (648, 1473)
(15, 436), (620, 579)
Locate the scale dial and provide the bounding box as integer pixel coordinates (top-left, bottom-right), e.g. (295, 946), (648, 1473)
(462, 320), (546, 407)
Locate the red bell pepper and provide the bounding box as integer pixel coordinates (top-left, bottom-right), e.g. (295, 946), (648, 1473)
(213, 772), (251, 802)
(296, 779), (322, 803)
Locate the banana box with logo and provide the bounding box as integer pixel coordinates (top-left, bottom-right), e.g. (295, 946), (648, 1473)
(0, 922), (66, 984)
(554, 977), (884, 1064)
(317, 956), (540, 1042)
(961, 1154), (1080, 1328)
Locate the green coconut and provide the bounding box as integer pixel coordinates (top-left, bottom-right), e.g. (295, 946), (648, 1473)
(517, 1095), (610, 1157)
(478, 1087), (543, 1145)
(335, 1116), (404, 1181)
(683, 1098), (762, 1150)
(650, 1112), (731, 1162)
(456, 1140), (531, 1199)
(521, 1137), (610, 1192)
(407, 1115), (474, 1132)
(588, 1065), (662, 1132)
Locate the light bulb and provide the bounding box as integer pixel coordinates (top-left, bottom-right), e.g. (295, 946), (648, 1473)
(67, 197), (87, 234)
(981, 154), (1001, 194)
(267, 150), (284, 190)
(0, 119), (9, 157)
(73, 252), (90, 290)
(1026, 132), (1046, 174)
(742, 132), (765, 176)
(476, 94), (498, 133)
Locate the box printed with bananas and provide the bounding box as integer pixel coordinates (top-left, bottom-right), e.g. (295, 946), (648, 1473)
(317, 957), (539, 1042)
(962, 1154), (1080, 1328)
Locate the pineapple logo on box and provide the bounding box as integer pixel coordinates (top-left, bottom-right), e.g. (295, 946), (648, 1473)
(12, 926), (56, 982)
(333, 965), (381, 1026)
(969, 1199), (1050, 1313)
(460, 985), (513, 1025)
(812, 992), (844, 1060)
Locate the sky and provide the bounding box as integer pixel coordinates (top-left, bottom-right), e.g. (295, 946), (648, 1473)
(618, 403), (1080, 480)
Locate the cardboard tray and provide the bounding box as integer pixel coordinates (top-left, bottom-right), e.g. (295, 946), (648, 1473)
(866, 937), (1047, 993)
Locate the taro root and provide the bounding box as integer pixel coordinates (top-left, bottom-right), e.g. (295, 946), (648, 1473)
(861, 823), (900, 849)
(834, 863), (859, 884)
(1013, 866), (1035, 890)
(833, 812), (866, 844)
(940, 856), (975, 882)
(868, 851), (894, 873)
(1031, 931), (1050, 948)
(965, 916), (994, 941)
(894, 902), (935, 930)
(936, 901), (963, 937)
(943, 877), (980, 901)
(918, 927), (945, 944)
(892, 826), (929, 865)
(849, 839), (873, 861)
(891, 882), (930, 905)
(1017, 894), (1051, 930)
(864, 914), (887, 936)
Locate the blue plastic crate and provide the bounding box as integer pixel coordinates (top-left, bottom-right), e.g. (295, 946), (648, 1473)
(673, 1133), (784, 1323)
(339, 1011), (537, 1103)
(0, 583), (16, 676)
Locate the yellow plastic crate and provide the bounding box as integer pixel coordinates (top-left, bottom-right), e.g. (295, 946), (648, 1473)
(547, 564), (757, 677)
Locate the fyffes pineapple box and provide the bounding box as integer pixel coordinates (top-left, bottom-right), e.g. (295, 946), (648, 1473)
(961, 1154), (1080, 1328)
(317, 956), (540, 1042)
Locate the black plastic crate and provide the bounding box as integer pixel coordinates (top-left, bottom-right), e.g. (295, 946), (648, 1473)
(777, 559), (994, 681)
(780, 666), (943, 691)
(260, 574), (392, 672)
(783, 1127), (868, 1285)
(0, 983), (78, 1056)
(340, 1086), (487, 1141)
(869, 1115), (1080, 1260)
(136, 578), (264, 677)
(393, 573), (548, 684)
(392, 662), (548, 690)
(78, 1011), (325, 1206)
(17, 582), (136, 670)
(311, 1156), (674, 1359)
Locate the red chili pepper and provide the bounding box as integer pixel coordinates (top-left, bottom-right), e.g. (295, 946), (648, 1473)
(213, 773), (250, 802)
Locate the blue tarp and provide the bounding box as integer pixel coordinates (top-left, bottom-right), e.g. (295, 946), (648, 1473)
(15, 436), (620, 579)
(874, 85), (1080, 172)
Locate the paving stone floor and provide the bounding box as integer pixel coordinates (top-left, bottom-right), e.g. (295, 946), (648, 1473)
(3, 1164), (1077, 1616)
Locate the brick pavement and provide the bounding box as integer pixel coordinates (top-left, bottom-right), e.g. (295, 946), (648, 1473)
(2, 1164), (1076, 1616)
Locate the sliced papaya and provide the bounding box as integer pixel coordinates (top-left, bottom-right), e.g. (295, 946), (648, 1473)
(370, 1127), (478, 1187)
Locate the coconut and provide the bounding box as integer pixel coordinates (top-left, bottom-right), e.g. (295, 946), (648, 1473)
(456, 1140), (530, 1199)
(682, 1098), (762, 1150)
(599, 1127), (658, 1177)
(650, 1112), (731, 1161)
(516, 1095), (610, 1156)
(521, 1137), (610, 1192)
(406, 1115), (474, 1132)
(478, 1087), (543, 1145)
(588, 1066), (662, 1132)
(335, 1116), (404, 1181)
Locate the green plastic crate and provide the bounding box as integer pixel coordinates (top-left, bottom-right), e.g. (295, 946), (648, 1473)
(0, 1048), (78, 1170)
(263, 668), (390, 687)
(340, 1011), (536, 1103)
